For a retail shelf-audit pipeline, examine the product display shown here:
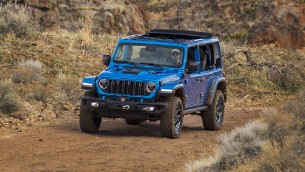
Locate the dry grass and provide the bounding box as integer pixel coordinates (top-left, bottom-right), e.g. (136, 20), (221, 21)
(222, 41), (304, 91)
(255, 94), (305, 171)
(221, 40), (305, 110)
(268, 67), (303, 92)
(30, 83), (53, 103)
(188, 90), (305, 172)
(78, 7), (94, 50)
(56, 72), (82, 102)
(186, 120), (268, 172)
(0, 79), (22, 114)
(0, 2), (39, 38)
(11, 59), (43, 84)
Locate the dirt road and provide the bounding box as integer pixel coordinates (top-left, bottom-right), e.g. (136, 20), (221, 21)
(0, 110), (261, 172)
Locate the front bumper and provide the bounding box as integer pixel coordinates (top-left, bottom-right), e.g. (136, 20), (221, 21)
(81, 96), (168, 120)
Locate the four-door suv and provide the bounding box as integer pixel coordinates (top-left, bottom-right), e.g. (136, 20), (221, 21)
(80, 29), (227, 139)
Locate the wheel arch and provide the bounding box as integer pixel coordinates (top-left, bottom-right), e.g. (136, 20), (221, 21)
(82, 76), (97, 91)
(207, 77), (227, 106)
(173, 87), (186, 110)
(157, 83), (186, 109)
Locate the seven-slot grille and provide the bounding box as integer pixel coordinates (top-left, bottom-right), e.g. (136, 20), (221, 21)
(102, 80), (151, 96)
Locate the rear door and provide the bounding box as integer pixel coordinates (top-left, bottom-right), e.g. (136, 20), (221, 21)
(198, 43), (222, 106)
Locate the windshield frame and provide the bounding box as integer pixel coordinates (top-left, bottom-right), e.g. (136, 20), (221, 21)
(111, 41), (185, 69)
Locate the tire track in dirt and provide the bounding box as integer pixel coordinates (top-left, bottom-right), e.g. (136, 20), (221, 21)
(0, 110), (261, 172)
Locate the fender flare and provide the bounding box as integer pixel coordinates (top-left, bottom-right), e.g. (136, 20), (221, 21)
(157, 84), (184, 96)
(207, 77), (226, 105)
(81, 76), (97, 91)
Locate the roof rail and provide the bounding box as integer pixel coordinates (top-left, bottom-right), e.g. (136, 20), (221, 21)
(147, 29), (213, 39)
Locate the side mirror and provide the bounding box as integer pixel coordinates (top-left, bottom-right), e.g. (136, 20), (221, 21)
(102, 54), (111, 66)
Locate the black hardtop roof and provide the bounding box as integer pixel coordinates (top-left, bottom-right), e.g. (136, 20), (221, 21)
(147, 29), (213, 39)
(123, 29), (214, 43)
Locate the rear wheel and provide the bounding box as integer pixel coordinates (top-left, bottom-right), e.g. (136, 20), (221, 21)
(125, 119), (145, 125)
(160, 97), (183, 139)
(201, 90), (224, 130)
(80, 91), (102, 133)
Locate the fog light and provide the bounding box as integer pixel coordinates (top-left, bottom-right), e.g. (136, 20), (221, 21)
(142, 106), (155, 112)
(91, 102), (99, 107)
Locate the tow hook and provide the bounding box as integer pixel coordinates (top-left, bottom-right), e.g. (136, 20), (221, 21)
(122, 105), (130, 110)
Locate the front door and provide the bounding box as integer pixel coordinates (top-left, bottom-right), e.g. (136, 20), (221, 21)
(184, 46), (205, 109)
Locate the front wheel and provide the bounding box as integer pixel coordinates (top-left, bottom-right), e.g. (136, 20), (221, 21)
(160, 97), (183, 139)
(201, 90), (225, 130)
(80, 91), (102, 133)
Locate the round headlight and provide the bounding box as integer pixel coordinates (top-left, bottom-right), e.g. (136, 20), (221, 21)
(145, 82), (156, 93)
(99, 79), (109, 89)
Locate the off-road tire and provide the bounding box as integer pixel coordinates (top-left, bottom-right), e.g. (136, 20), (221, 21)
(80, 91), (102, 133)
(125, 119), (145, 125)
(202, 90), (225, 130)
(160, 97), (183, 139)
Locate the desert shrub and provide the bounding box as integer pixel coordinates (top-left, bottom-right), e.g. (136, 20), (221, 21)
(246, 68), (275, 89)
(255, 91), (305, 172)
(0, 80), (10, 100)
(30, 83), (52, 102)
(214, 120), (268, 170)
(220, 40), (236, 60)
(0, 2), (39, 38)
(78, 12), (94, 50)
(188, 89), (305, 172)
(186, 120), (268, 171)
(56, 73), (81, 102)
(268, 67), (303, 92)
(285, 90), (305, 121)
(0, 80), (22, 114)
(255, 131), (305, 172)
(12, 59), (43, 84)
(0, 92), (22, 114)
(262, 108), (290, 148)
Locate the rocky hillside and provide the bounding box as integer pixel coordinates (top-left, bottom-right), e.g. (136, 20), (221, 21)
(1, 0), (148, 34)
(1, 0), (304, 48)
(148, 0), (305, 49)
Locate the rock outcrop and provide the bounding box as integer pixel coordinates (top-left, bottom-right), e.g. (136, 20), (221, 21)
(1, 0), (149, 34)
(1, 0), (304, 48)
(149, 0), (305, 49)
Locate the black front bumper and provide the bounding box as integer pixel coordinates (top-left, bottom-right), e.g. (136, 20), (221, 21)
(81, 96), (168, 120)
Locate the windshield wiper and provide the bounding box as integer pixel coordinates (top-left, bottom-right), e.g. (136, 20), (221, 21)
(114, 60), (138, 68)
(138, 62), (164, 70)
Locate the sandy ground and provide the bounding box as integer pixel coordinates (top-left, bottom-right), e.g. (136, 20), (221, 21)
(0, 110), (261, 172)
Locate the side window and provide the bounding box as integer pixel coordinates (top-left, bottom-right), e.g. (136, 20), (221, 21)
(199, 45), (208, 71)
(199, 44), (217, 70)
(186, 47), (197, 73)
(213, 43), (221, 68)
(207, 44), (214, 69)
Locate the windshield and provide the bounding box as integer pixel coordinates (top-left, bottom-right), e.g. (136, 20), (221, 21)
(113, 43), (184, 68)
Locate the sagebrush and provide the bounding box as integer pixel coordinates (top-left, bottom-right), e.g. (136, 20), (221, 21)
(12, 59), (43, 84)
(255, 90), (305, 172)
(0, 80), (22, 114)
(30, 83), (52, 102)
(57, 73), (82, 102)
(0, 2), (39, 37)
(186, 120), (268, 171)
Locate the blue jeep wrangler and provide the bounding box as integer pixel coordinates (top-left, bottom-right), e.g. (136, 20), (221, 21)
(80, 29), (227, 139)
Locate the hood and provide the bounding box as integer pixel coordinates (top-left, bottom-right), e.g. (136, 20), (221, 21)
(97, 66), (182, 84)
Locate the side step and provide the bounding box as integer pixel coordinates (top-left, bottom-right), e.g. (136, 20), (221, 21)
(183, 106), (208, 115)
